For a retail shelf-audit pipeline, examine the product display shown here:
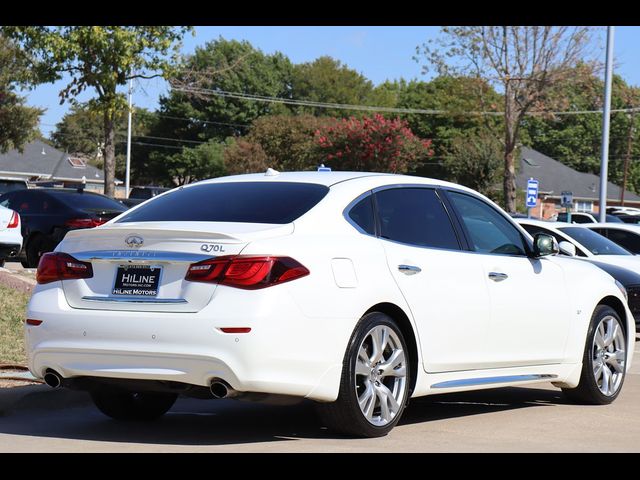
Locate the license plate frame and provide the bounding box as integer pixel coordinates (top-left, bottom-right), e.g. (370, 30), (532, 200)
(112, 264), (162, 297)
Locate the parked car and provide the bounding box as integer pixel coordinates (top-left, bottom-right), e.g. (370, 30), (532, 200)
(0, 177), (29, 195)
(0, 188), (127, 267)
(556, 212), (623, 224)
(585, 223), (640, 255)
(0, 205), (22, 268)
(26, 172), (634, 437)
(612, 214), (640, 224)
(121, 185), (171, 208)
(606, 206), (640, 216)
(517, 219), (640, 328)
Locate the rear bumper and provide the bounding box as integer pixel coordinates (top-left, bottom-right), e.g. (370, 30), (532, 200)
(0, 243), (21, 258)
(25, 283), (354, 402)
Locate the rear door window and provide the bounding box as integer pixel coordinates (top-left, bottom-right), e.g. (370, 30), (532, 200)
(374, 188), (460, 250)
(117, 182), (330, 224)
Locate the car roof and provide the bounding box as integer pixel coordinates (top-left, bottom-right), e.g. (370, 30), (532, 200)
(194, 170), (476, 191)
(584, 222), (640, 231)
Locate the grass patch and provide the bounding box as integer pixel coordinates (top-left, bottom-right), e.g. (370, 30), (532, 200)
(0, 284), (30, 365)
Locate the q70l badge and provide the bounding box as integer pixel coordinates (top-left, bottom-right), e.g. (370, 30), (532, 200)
(201, 244), (226, 253)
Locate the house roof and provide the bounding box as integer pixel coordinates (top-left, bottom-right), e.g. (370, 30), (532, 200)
(0, 139), (115, 184)
(516, 147), (640, 203)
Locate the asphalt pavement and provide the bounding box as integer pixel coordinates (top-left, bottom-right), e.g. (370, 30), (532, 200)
(1, 335), (639, 453)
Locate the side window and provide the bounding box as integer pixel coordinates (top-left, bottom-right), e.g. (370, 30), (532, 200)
(347, 195), (375, 235)
(375, 188), (460, 250)
(448, 191), (527, 256)
(607, 229), (640, 253)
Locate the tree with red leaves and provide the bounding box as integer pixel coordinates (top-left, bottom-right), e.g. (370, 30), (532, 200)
(315, 114), (432, 173)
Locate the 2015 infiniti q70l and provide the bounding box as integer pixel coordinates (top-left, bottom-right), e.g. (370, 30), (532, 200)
(25, 172), (634, 437)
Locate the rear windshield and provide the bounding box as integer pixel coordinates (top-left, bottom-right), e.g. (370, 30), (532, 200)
(558, 226), (631, 256)
(48, 191), (127, 212)
(116, 182), (330, 224)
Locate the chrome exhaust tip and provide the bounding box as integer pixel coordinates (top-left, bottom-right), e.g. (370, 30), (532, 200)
(43, 370), (62, 389)
(210, 380), (238, 399)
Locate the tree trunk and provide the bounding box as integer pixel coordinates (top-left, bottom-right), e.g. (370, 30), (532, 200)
(503, 80), (517, 213)
(103, 111), (116, 197)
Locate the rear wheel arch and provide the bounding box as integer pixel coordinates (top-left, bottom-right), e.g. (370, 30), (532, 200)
(364, 302), (419, 396)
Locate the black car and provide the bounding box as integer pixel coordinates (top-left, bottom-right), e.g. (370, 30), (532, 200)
(586, 260), (640, 330)
(121, 186), (171, 208)
(0, 188), (127, 267)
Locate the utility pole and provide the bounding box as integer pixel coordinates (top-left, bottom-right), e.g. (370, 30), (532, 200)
(621, 109), (635, 205)
(599, 26), (615, 222)
(125, 78), (133, 199)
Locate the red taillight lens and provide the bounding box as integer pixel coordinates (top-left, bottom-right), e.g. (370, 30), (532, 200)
(185, 255), (309, 289)
(7, 211), (19, 229)
(65, 218), (105, 228)
(36, 252), (94, 284)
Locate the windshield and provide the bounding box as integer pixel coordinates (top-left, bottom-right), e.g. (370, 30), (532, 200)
(117, 182), (330, 224)
(558, 226), (631, 256)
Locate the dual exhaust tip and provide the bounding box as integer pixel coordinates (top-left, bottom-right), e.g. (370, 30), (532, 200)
(43, 370), (62, 389)
(43, 370), (236, 400)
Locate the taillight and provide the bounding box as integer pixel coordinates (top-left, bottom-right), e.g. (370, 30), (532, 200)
(65, 218), (105, 228)
(36, 252), (93, 284)
(7, 211), (19, 228)
(185, 255), (309, 289)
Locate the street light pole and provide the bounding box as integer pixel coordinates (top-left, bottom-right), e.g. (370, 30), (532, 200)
(599, 26), (615, 222)
(125, 78), (133, 199)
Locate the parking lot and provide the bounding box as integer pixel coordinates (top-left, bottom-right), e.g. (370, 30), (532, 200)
(1, 335), (638, 453)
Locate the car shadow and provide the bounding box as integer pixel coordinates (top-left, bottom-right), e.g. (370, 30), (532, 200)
(0, 385), (568, 446)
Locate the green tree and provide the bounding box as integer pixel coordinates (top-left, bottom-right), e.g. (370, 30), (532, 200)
(315, 114), (433, 173)
(159, 139), (226, 185)
(223, 138), (270, 175)
(444, 130), (503, 196)
(3, 26), (192, 197)
(157, 38), (293, 143)
(51, 102), (160, 184)
(291, 56), (377, 116)
(418, 26), (595, 212)
(0, 35), (42, 152)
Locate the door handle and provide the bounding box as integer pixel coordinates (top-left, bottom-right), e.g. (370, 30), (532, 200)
(488, 272), (508, 282)
(398, 264), (421, 275)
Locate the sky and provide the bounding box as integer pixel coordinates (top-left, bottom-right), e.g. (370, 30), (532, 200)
(21, 26), (640, 139)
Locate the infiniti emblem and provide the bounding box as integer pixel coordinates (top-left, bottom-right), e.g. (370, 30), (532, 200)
(125, 235), (144, 248)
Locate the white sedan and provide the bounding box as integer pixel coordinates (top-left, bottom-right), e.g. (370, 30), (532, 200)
(0, 204), (22, 268)
(25, 172), (634, 437)
(516, 219), (640, 271)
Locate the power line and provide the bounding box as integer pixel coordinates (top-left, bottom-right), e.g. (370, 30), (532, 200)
(171, 85), (640, 118)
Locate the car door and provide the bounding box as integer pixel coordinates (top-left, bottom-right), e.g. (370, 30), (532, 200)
(446, 190), (572, 367)
(373, 186), (493, 373)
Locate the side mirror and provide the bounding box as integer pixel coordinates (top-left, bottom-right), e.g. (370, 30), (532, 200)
(533, 233), (559, 257)
(558, 241), (576, 257)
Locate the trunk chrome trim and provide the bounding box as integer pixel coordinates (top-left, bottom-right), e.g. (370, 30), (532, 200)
(431, 374), (557, 389)
(72, 250), (211, 263)
(81, 296), (188, 304)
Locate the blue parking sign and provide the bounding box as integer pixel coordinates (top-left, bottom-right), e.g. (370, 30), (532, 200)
(526, 178), (538, 208)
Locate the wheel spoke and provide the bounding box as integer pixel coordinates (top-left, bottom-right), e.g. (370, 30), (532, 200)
(607, 366), (617, 394)
(356, 358), (371, 377)
(593, 360), (604, 381)
(375, 383), (400, 423)
(370, 327), (388, 365)
(358, 381), (376, 420)
(605, 323), (619, 348)
(595, 326), (606, 349)
(378, 349), (406, 378)
(605, 351), (625, 373)
(601, 364), (611, 395)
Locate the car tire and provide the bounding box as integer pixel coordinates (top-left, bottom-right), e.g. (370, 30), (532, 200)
(316, 312), (411, 437)
(0, 259), (4, 268)
(23, 235), (45, 268)
(562, 305), (627, 405)
(90, 390), (177, 421)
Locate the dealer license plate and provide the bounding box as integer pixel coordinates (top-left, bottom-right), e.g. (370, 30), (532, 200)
(112, 264), (162, 297)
